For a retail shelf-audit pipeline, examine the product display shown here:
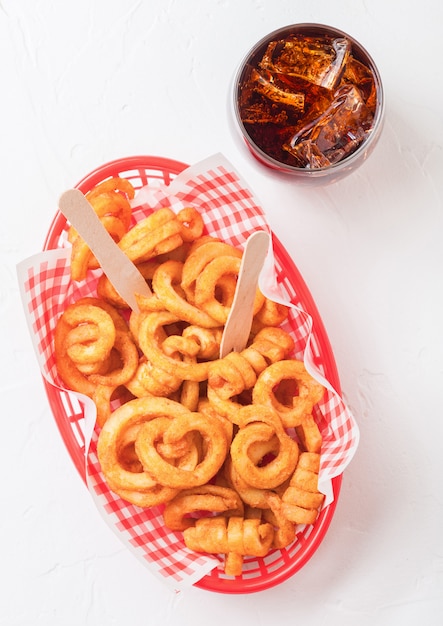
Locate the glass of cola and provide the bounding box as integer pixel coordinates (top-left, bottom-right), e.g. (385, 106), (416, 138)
(233, 24), (384, 183)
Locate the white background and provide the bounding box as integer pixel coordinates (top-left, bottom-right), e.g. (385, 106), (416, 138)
(1, 1), (442, 624)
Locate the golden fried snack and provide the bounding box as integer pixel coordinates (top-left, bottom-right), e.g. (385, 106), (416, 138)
(125, 355), (183, 399)
(182, 325), (222, 360)
(183, 515), (274, 576)
(208, 350), (258, 415)
(155, 241), (192, 264)
(97, 396), (195, 506)
(252, 297), (289, 330)
(163, 485), (244, 531)
(281, 452), (325, 524)
(224, 552), (244, 577)
(62, 304), (116, 369)
(55, 185), (330, 576)
(230, 405), (299, 489)
(117, 207), (183, 263)
(67, 237), (94, 282)
(197, 398), (233, 447)
(134, 410), (229, 489)
(249, 326), (295, 359)
(295, 414), (323, 453)
(224, 456), (275, 509)
(224, 430), (292, 506)
(54, 297), (137, 400)
(85, 176), (135, 205)
(117, 205), (203, 266)
(181, 238), (242, 303)
(68, 177), (135, 281)
(194, 255), (264, 325)
(126, 322), (221, 400)
(137, 310), (212, 382)
(88, 331), (139, 388)
(178, 376), (200, 411)
(97, 261), (160, 309)
(151, 260), (221, 328)
(82, 296), (134, 332)
(207, 327), (295, 423)
(263, 493), (297, 549)
(92, 383), (134, 428)
(252, 359), (325, 428)
(176, 206), (205, 243)
(86, 196), (131, 236)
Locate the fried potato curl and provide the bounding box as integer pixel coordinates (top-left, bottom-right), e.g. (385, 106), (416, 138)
(55, 179), (327, 576)
(68, 177), (135, 282)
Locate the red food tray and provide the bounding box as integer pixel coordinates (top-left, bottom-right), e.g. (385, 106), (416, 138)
(42, 155), (343, 593)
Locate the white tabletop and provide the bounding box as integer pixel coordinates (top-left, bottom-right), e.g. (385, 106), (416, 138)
(2, 0), (442, 624)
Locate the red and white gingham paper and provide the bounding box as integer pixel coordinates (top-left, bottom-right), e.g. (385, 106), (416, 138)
(17, 154), (359, 590)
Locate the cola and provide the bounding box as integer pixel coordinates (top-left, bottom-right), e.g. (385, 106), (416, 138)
(236, 29), (379, 170)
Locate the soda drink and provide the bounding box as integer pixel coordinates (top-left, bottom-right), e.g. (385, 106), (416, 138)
(234, 24), (384, 179)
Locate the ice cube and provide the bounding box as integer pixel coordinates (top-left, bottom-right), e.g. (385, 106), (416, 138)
(284, 84), (373, 167)
(260, 35), (351, 90)
(251, 67), (305, 110)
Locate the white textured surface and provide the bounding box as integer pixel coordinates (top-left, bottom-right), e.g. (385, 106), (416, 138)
(2, 0), (442, 624)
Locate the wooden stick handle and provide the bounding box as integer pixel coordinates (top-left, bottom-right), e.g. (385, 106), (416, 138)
(220, 230), (270, 358)
(59, 189), (152, 312)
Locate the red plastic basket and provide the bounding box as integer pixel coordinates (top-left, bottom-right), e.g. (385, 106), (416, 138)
(42, 155), (343, 593)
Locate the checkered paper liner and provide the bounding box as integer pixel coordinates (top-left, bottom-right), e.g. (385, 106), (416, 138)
(17, 154), (359, 591)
